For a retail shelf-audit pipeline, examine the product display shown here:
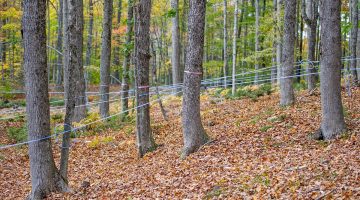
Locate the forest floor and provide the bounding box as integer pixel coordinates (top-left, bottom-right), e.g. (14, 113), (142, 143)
(0, 87), (359, 199)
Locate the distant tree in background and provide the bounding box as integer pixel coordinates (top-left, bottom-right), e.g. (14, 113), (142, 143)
(223, 0), (228, 88)
(231, 0), (240, 95)
(121, 0), (134, 121)
(350, 0), (358, 83)
(302, 0), (319, 91)
(171, 0), (181, 95)
(55, 0), (64, 90)
(99, 0), (113, 118)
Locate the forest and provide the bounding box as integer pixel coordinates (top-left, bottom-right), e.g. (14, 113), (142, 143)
(0, 0), (359, 199)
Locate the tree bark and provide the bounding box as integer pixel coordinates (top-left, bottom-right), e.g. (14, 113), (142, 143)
(59, 0), (80, 181)
(295, 0), (303, 83)
(121, 0), (134, 121)
(171, 0), (181, 94)
(151, 39), (168, 121)
(135, 0), (157, 158)
(318, 0), (346, 139)
(84, 0), (94, 109)
(85, 0), (94, 67)
(271, 0), (278, 85)
(55, 0), (63, 90)
(73, 0), (86, 122)
(254, 0), (260, 84)
(181, 0), (209, 158)
(232, 0), (240, 95)
(350, 0), (358, 82)
(46, 0), (51, 83)
(302, 0), (319, 90)
(280, 0), (296, 106)
(276, 0), (282, 85)
(180, 0), (188, 82)
(23, 0), (69, 198)
(112, 0), (122, 83)
(0, 17), (4, 82)
(99, 0), (113, 118)
(223, 0), (228, 88)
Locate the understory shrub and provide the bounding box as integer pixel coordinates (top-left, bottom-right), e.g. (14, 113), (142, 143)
(7, 125), (27, 143)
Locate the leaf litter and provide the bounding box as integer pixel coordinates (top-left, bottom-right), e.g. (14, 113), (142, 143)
(0, 88), (359, 199)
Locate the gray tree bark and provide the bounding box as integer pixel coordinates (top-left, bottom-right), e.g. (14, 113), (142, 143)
(171, 0), (181, 94)
(254, 0), (260, 84)
(151, 39), (168, 121)
(85, 0), (94, 67)
(73, 0), (86, 122)
(23, 0), (69, 198)
(302, 0), (319, 90)
(84, 0), (94, 109)
(318, 0), (346, 139)
(46, 0), (51, 83)
(181, 0), (209, 158)
(113, 0), (122, 82)
(350, 0), (359, 82)
(55, 0), (63, 90)
(280, 0), (296, 106)
(59, 0), (80, 181)
(121, 0), (134, 121)
(0, 18), (3, 82)
(135, 0), (157, 158)
(271, 0), (278, 85)
(180, 0), (188, 83)
(99, 0), (113, 118)
(276, 0), (282, 85)
(223, 0), (228, 88)
(232, 0), (240, 95)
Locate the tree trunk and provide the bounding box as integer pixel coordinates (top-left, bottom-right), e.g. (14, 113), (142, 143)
(180, 0), (188, 82)
(271, 0), (278, 85)
(0, 19), (3, 82)
(280, 0), (296, 106)
(350, 0), (358, 82)
(59, 0), (80, 181)
(85, 0), (94, 67)
(151, 39), (168, 121)
(121, 0), (134, 121)
(318, 0), (346, 139)
(112, 0), (122, 83)
(84, 0), (94, 109)
(23, 0), (69, 198)
(171, 0), (181, 94)
(276, 0), (282, 85)
(295, 0), (303, 83)
(0, 18), (3, 82)
(46, 0), (51, 83)
(254, 0), (260, 84)
(181, 0), (209, 158)
(302, 0), (319, 90)
(223, 0), (228, 88)
(232, 0), (240, 95)
(135, 0), (157, 158)
(72, 0), (86, 122)
(99, 0), (113, 118)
